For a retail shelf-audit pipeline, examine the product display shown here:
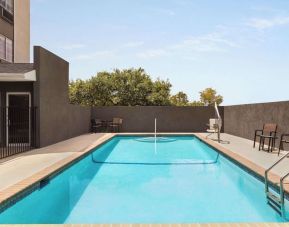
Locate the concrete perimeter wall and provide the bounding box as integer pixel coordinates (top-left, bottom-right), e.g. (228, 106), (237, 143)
(92, 106), (224, 132)
(31, 46), (289, 145)
(92, 102), (289, 141)
(224, 101), (289, 142)
(34, 46), (91, 147)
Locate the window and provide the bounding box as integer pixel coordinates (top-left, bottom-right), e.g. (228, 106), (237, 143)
(0, 0), (13, 14)
(5, 38), (12, 62)
(0, 0), (5, 8)
(0, 35), (5, 60)
(5, 0), (13, 14)
(0, 34), (13, 62)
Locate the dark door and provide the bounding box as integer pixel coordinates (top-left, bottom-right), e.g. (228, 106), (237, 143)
(7, 93), (30, 145)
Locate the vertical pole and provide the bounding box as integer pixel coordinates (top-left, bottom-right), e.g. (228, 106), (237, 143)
(218, 124), (221, 143)
(155, 118), (157, 139)
(154, 118), (157, 154)
(215, 102), (222, 143)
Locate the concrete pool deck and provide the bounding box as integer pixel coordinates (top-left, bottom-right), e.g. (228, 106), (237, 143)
(197, 133), (289, 177)
(0, 133), (114, 192)
(0, 133), (289, 225)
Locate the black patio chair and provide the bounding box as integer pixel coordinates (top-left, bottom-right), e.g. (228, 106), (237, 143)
(278, 134), (289, 156)
(91, 119), (102, 133)
(254, 123), (278, 152)
(109, 118), (123, 132)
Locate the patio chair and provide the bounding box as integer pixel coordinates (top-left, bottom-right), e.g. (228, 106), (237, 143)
(278, 134), (289, 156)
(109, 118), (123, 132)
(253, 123), (278, 152)
(206, 119), (219, 139)
(91, 119), (102, 133)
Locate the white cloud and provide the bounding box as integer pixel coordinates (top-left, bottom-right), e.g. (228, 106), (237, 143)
(171, 33), (239, 53)
(247, 16), (289, 30)
(136, 49), (169, 59)
(61, 44), (86, 50)
(122, 41), (144, 48)
(250, 6), (283, 13)
(74, 50), (115, 60)
(136, 32), (238, 60)
(71, 29), (238, 61)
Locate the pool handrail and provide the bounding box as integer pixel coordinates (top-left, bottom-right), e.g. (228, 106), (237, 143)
(265, 151), (289, 219)
(214, 102), (222, 143)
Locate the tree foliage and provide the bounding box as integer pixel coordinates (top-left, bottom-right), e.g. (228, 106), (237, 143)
(199, 88), (223, 106)
(190, 101), (205, 107)
(69, 68), (224, 107)
(111, 68), (154, 106)
(170, 92), (189, 106)
(69, 68), (171, 106)
(148, 79), (172, 106)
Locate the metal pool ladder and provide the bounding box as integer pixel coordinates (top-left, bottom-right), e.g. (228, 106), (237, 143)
(265, 152), (289, 219)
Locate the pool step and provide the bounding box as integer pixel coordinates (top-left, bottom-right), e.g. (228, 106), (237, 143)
(268, 202), (282, 215)
(267, 192), (282, 215)
(264, 153), (289, 220)
(267, 192), (281, 206)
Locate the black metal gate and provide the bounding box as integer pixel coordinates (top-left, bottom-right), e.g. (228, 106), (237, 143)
(0, 107), (37, 159)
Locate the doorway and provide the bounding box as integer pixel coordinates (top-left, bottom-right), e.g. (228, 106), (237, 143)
(6, 92), (31, 146)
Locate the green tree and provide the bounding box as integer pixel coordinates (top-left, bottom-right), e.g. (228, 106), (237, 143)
(69, 72), (116, 106)
(190, 101), (205, 106)
(69, 70), (224, 107)
(148, 79), (172, 106)
(88, 72), (116, 106)
(199, 88), (223, 106)
(112, 68), (153, 106)
(69, 79), (90, 106)
(69, 68), (172, 106)
(170, 91), (189, 106)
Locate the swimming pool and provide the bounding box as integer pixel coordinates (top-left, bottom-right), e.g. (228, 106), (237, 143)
(0, 136), (286, 223)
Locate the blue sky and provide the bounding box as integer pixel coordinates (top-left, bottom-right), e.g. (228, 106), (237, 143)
(31, 0), (289, 105)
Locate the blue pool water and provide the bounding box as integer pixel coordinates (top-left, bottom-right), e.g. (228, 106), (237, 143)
(0, 136), (285, 223)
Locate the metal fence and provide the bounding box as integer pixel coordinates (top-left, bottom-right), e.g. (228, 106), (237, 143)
(0, 107), (37, 159)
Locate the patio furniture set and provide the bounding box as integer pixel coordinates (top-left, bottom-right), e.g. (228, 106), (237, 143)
(253, 123), (289, 155)
(91, 118), (123, 133)
(206, 120), (288, 155)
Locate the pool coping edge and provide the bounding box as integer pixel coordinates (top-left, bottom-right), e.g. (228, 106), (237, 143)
(0, 133), (117, 211)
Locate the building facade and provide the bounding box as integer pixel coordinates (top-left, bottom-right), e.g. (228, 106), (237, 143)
(0, 0), (30, 63)
(0, 1), (90, 159)
(0, 47), (91, 159)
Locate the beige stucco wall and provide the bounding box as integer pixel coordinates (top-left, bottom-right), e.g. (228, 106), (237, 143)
(14, 0), (30, 63)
